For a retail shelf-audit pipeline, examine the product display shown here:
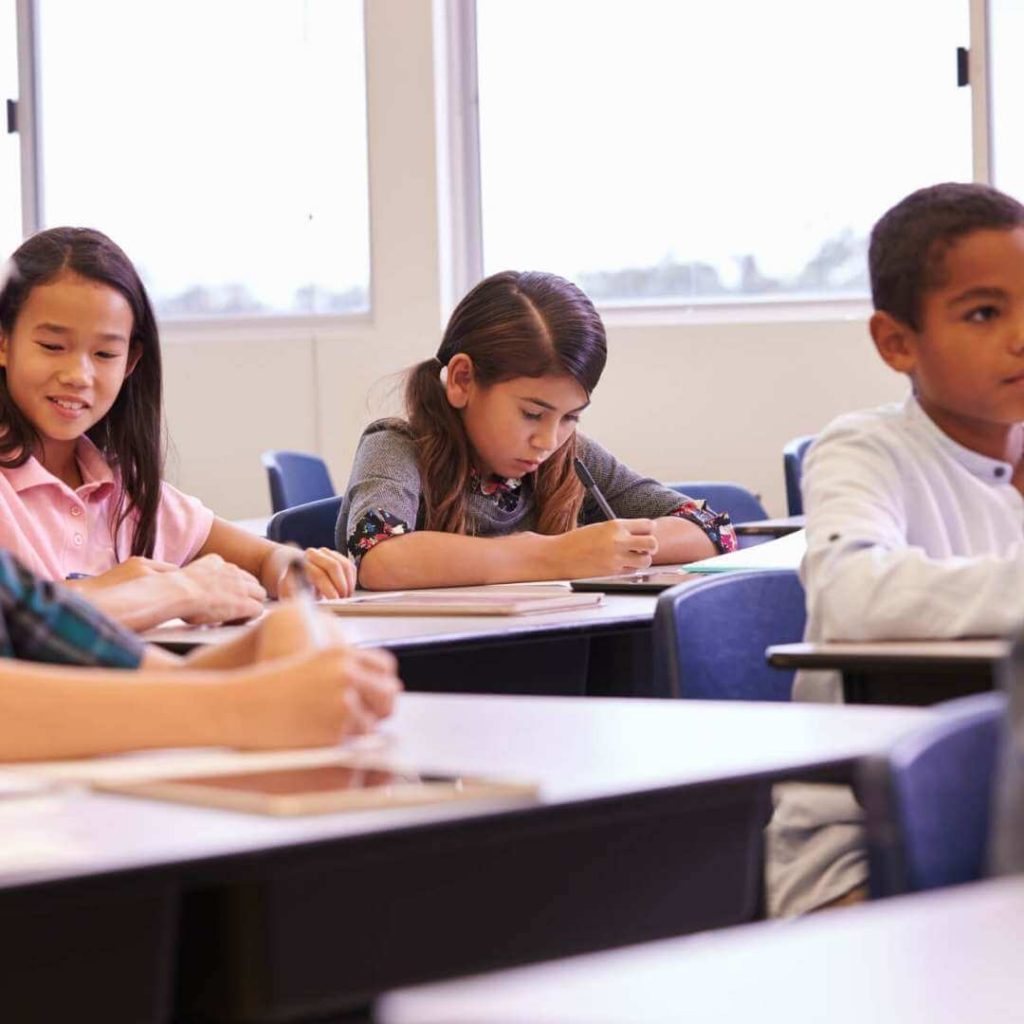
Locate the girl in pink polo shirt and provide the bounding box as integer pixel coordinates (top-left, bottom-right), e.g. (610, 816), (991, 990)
(0, 227), (356, 630)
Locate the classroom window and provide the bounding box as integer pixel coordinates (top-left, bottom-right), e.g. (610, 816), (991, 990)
(474, 0), (971, 307)
(990, 0), (1024, 202)
(35, 0), (370, 319)
(0, 0), (19, 257)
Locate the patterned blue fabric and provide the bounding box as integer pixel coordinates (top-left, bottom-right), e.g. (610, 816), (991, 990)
(0, 550), (143, 668)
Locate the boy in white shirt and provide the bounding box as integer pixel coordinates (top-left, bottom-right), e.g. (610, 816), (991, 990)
(768, 181), (1024, 915)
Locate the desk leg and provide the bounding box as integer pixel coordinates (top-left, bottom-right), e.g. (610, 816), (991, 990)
(585, 625), (660, 698)
(0, 874), (178, 1024)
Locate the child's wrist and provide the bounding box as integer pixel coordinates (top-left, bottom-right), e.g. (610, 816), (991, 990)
(517, 531), (562, 580)
(168, 568), (202, 619)
(262, 546), (293, 597)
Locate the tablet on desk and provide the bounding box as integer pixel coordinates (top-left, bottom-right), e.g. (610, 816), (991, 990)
(570, 569), (695, 593)
(94, 761), (539, 817)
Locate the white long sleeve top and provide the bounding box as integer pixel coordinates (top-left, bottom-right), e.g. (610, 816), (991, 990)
(768, 393), (1024, 916)
(795, 393), (1024, 702)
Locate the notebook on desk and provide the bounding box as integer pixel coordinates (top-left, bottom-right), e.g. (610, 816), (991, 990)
(684, 529), (807, 574)
(95, 761), (539, 817)
(321, 586), (603, 616)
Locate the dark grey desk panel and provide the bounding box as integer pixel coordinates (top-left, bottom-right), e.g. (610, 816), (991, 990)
(378, 875), (1024, 1024)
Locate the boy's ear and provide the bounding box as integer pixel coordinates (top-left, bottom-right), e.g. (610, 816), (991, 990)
(0, 331), (8, 368)
(869, 310), (918, 375)
(445, 353), (474, 409)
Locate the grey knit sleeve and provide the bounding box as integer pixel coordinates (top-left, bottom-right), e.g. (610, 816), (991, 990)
(335, 420), (423, 562)
(575, 434), (737, 553)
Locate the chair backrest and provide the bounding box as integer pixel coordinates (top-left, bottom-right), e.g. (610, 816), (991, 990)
(260, 450), (335, 513)
(266, 495), (344, 549)
(652, 569), (806, 700)
(782, 435), (816, 516)
(859, 691), (1005, 898)
(667, 481), (768, 525)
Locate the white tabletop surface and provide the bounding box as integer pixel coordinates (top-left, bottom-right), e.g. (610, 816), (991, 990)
(0, 693), (928, 889)
(142, 591), (660, 649)
(378, 875), (1024, 1024)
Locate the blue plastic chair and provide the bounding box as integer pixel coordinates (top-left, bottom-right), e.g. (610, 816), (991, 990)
(652, 569), (806, 700)
(266, 495), (343, 549)
(859, 691), (1005, 898)
(261, 450), (335, 513)
(667, 481), (768, 525)
(782, 435), (816, 516)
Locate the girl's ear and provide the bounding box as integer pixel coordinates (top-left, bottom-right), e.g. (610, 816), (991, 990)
(0, 331), (8, 369)
(869, 311), (918, 376)
(445, 353), (474, 409)
(125, 343), (142, 377)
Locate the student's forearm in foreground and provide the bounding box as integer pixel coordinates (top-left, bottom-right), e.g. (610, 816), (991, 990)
(358, 531), (557, 589)
(0, 661), (232, 761)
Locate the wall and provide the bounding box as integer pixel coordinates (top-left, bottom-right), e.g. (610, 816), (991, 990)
(160, 0), (907, 521)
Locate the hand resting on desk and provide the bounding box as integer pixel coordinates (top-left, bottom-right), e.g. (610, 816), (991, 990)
(68, 553), (267, 631)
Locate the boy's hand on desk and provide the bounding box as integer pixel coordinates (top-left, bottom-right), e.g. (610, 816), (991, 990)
(178, 554), (267, 624)
(223, 646), (402, 750)
(276, 547), (357, 600)
(548, 519), (658, 577)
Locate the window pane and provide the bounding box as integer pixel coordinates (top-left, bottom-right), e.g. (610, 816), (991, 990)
(476, 0), (971, 306)
(991, 0), (1024, 202)
(0, 0), (20, 257)
(37, 0), (369, 318)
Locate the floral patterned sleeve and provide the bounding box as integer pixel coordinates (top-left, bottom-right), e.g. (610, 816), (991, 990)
(336, 420), (424, 567)
(346, 509), (411, 564)
(669, 500), (738, 553)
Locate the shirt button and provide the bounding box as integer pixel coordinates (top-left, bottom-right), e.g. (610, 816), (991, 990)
(70, 506), (82, 517)
(73, 534), (83, 546)
(995, 466), (1007, 478)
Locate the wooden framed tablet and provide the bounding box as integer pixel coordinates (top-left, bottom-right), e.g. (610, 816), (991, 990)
(94, 762), (539, 816)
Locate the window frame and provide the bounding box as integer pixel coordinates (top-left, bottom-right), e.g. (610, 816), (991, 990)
(11, 0), (374, 329)
(9, 0), (998, 327)
(448, 0), (994, 323)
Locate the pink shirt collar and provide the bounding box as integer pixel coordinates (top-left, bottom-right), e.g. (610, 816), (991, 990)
(4, 436), (117, 498)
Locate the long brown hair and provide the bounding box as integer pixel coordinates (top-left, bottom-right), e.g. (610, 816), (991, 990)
(0, 227), (164, 559)
(406, 271), (607, 534)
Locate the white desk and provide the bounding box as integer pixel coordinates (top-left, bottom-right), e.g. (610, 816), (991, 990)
(143, 592), (658, 651)
(767, 639), (1009, 705)
(378, 874), (1024, 1024)
(144, 592), (664, 697)
(0, 693), (928, 887)
(0, 694), (929, 1023)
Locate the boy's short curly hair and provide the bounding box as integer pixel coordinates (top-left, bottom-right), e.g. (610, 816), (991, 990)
(869, 182), (1024, 330)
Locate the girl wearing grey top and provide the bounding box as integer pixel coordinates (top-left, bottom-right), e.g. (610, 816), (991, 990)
(338, 271), (735, 590)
